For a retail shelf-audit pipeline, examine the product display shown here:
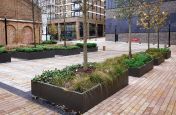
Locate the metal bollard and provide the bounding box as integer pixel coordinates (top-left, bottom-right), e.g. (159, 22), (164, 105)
(103, 46), (106, 51)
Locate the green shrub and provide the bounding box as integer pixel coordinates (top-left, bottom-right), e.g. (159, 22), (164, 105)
(123, 52), (152, 68)
(41, 40), (57, 44)
(159, 48), (170, 53)
(0, 47), (7, 53)
(146, 48), (164, 59)
(76, 43), (97, 48)
(0, 45), (4, 48)
(37, 45), (79, 50)
(16, 47), (44, 52)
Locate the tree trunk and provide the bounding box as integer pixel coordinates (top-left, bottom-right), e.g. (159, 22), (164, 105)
(147, 22), (150, 49)
(157, 28), (160, 48)
(83, 0), (88, 69)
(147, 31), (150, 49)
(128, 18), (132, 58)
(63, 0), (67, 47)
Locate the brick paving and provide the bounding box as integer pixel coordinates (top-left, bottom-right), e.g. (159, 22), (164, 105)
(0, 38), (175, 114)
(85, 46), (176, 115)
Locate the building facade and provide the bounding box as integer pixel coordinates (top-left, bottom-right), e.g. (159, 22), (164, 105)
(39, 0), (105, 40)
(105, 0), (176, 45)
(0, 0), (42, 45)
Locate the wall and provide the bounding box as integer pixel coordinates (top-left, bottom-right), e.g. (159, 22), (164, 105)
(0, 0), (41, 45)
(106, 32), (176, 45)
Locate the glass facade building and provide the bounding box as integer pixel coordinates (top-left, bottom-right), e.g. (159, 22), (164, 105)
(105, 0), (176, 34)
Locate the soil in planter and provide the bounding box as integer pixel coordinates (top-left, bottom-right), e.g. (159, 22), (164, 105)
(76, 66), (95, 74)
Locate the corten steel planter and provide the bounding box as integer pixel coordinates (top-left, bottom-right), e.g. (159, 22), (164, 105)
(79, 47), (98, 52)
(163, 51), (171, 59)
(153, 56), (165, 65)
(31, 71), (128, 113)
(11, 51), (55, 60)
(128, 60), (154, 77)
(0, 53), (11, 63)
(54, 48), (81, 56)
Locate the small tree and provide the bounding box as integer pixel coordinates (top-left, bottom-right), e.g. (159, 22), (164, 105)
(152, 4), (168, 48)
(77, 0), (98, 69)
(138, 2), (155, 49)
(49, 23), (57, 40)
(114, 0), (142, 58)
(61, 0), (67, 47)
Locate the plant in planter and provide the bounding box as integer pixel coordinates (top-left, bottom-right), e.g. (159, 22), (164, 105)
(159, 48), (171, 59)
(41, 40), (57, 45)
(146, 48), (164, 65)
(0, 47), (11, 63)
(39, 45), (81, 56)
(11, 46), (55, 60)
(123, 52), (153, 77)
(31, 55), (129, 113)
(76, 43), (98, 52)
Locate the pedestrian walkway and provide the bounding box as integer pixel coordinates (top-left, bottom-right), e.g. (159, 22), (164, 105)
(0, 39), (174, 114)
(85, 46), (176, 115)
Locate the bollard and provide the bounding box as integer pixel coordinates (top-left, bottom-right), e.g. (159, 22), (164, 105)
(103, 46), (106, 51)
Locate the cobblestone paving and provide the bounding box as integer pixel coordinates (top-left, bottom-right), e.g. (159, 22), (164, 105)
(0, 38), (174, 114)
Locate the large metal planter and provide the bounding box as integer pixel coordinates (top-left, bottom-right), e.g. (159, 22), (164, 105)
(11, 51), (55, 60)
(54, 48), (81, 56)
(31, 71), (128, 113)
(0, 53), (11, 63)
(163, 51), (171, 59)
(79, 47), (98, 52)
(153, 56), (165, 65)
(128, 60), (154, 77)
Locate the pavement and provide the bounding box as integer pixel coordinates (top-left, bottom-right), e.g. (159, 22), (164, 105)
(0, 38), (175, 115)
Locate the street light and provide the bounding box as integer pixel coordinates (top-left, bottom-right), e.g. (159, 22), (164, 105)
(113, 16), (118, 42)
(4, 16), (8, 45)
(32, 0), (36, 47)
(168, 21), (171, 47)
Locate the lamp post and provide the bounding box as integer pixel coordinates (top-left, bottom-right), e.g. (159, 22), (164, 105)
(4, 17), (8, 45)
(113, 16), (118, 42)
(168, 21), (171, 47)
(115, 25), (118, 42)
(32, 0), (36, 47)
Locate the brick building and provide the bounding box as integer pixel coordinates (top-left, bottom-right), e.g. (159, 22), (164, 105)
(0, 0), (42, 45)
(105, 0), (176, 45)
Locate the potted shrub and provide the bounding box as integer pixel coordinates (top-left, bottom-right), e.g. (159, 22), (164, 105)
(31, 55), (129, 113)
(123, 52), (153, 77)
(0, 47), (11, 63)
(11, 47), (55, 60)
(146, 49), (164, 65)
(41, 40), (57, 45)
(41, 45), (81, 56)
(159, 48), (171, 59)
(76, 43), (98, 52)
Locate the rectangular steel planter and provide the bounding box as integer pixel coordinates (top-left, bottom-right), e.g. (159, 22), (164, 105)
(54, 48), (81, 56)
(11, 51), (55, 60)
(79, 47), (98, 52)
(128, 60), (154, 77)
(0, 53), (11, 63)
(153, 56), (165, 65)
(31, 70), (128, 113)
(163, 51), (171, 59)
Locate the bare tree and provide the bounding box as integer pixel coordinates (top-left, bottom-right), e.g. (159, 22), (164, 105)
(75, 0), (98, 69)
(114, 0), (143, 58)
